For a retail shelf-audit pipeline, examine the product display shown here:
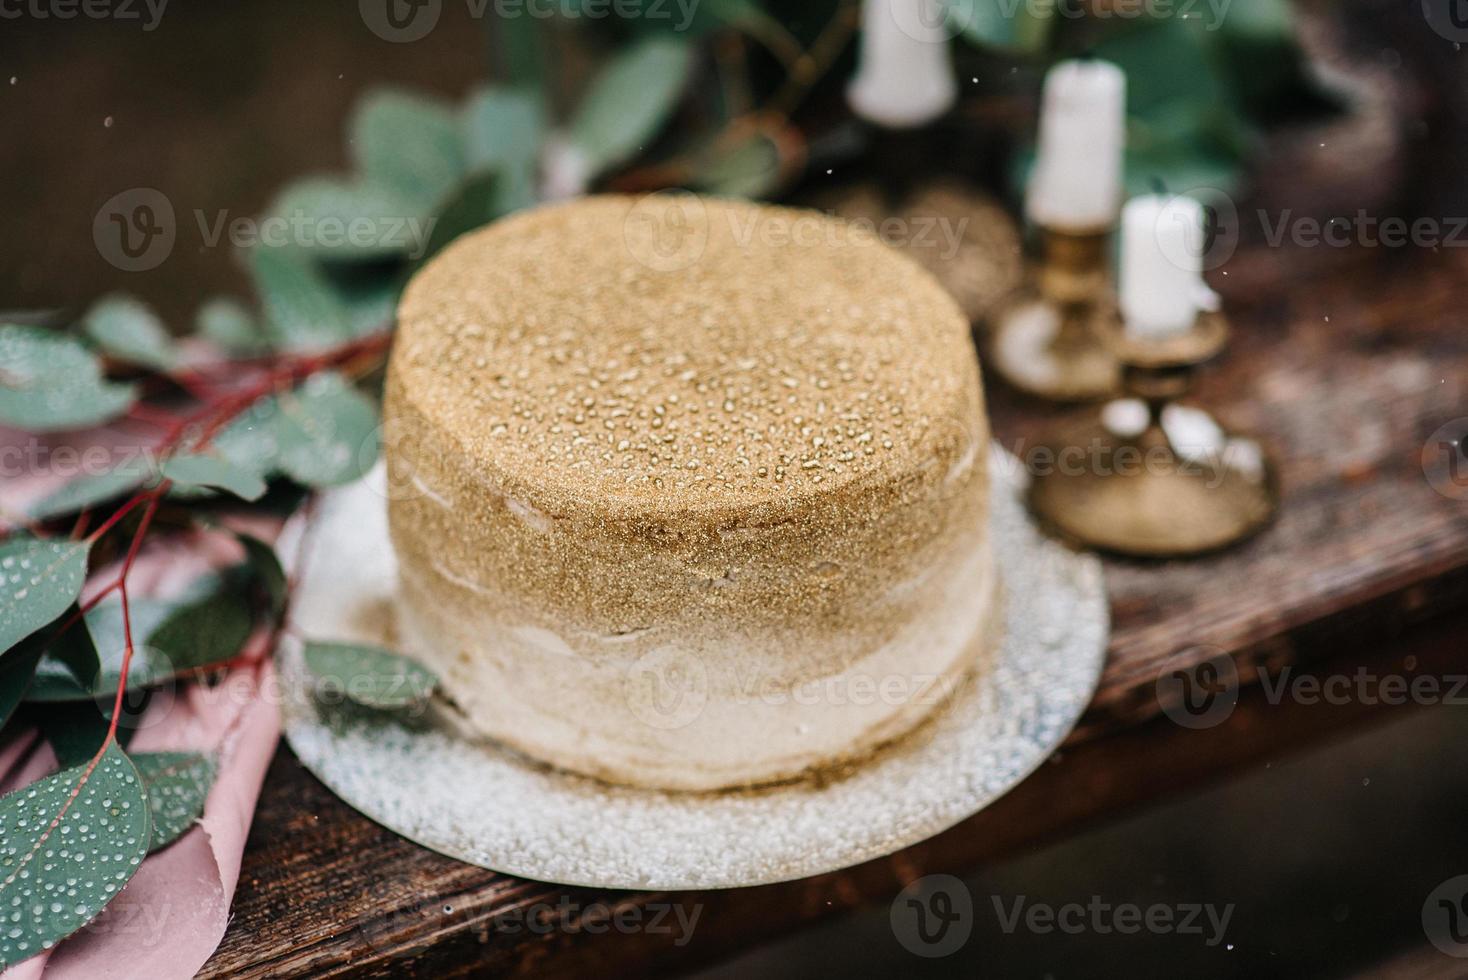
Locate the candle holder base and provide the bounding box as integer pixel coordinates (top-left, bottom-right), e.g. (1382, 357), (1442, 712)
(1026, 413), (1278, 558)
(1025, 309), (1279, 557)
(986, 293), (1120, 402)
(810, 179), (1023, 326)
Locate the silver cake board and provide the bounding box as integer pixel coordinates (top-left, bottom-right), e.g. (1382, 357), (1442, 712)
(275, 447), (1108, 890)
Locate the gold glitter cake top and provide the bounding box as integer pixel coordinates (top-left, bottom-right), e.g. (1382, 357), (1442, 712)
(392, 194), (981, 514)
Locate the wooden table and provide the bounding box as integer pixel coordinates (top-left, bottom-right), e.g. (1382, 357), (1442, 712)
(195, 217), (1468, 975)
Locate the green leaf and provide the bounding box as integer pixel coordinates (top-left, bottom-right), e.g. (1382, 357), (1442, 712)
(0, 740), (150, 968)
(196, 297), (267, 355)
(40, 606), (100, 692)
(81, 294), (178, 371)
(28, 456), (157, 522)
(161, 452), (267, 502)
(0, 643), (42, 730)
(146, 587), (253, 677)
(0, 537), (91, 656)
(349, 88), (465, 212)
(320, 264), (403, 337)
(265, 177), (428, 262)
(212, 373), (379, 488)
(569, 37), (692, 174)
(0, 325), (136, 432)
(26, 574), (249, 702)
(951, 0), (1054, 53)
(274, 374), (380, 487)
(303, 640), (438, 709)
(421, 171), (507, 261)
(693, 132), (782, 198)
(237, 532), (287, 617)
(461, 86), (544, 212)
(41, 702), (111, 768)
(248, 247), (354, 353)
(132, 751), (216, 851)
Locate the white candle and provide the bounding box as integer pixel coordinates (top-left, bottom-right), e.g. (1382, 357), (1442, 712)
(1026, 59), (1126, 231)
(846, 0), (956, 129)
(1119, 194), (1213, 338)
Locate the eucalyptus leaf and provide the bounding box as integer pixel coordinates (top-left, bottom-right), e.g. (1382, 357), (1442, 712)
(421, 171), (506, 261)
(41, 702), (111, 768)
(0, 325), (136, 432)
(0, 740), (150, 969)
(569, 37), (692, 175)
(146, 587), (254, 677)
(248, 247), (354, 353)
(304, 640), (438, 709)
(132, 751), (216, 851)
(26, 573), (248, 702)
(273, 374), (380, 487)
(196, 297), (267, 355)
(237, 532), (287, 618)
(0, 643), (42, 730)
(82, 294), (178, 371)
(349, 88), (465, 212)
(40, 605), (100, 692)
(161, 452), (267, 502)
(28, 456), (158, 522)
(320, 264), (403, 337)
(461, 86), (544, 211)
(26, 596), (174, 701)
(693, 132), (782, 198)
(0, 537), (92, 657)
(266, 177), (428, 262)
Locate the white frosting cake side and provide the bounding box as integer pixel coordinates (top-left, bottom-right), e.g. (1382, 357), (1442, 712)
(384, 196), (995, 791)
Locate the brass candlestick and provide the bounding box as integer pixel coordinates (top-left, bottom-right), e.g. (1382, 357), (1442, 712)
(1026, 309), (1279, 557)
(986, 224), (1121, 402)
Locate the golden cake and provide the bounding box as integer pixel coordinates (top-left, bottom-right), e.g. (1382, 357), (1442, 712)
(384, 194), (994, 791)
